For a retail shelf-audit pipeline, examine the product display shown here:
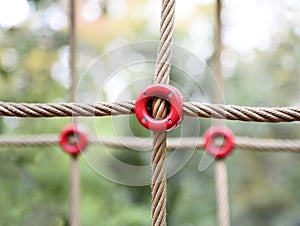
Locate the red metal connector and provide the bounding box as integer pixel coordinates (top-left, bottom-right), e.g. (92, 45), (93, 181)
(135, 84), (184, 132)
(59, 124), (88, 156)
(203, 126), (234, 159)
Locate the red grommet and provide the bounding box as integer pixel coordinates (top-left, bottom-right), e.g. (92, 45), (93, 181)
(59, 124), (88, 157)
(203, 126), (234, 159)
(135, 84), (184, 132)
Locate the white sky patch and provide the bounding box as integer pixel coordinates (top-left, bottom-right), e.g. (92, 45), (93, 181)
(0, 0), (30, 28)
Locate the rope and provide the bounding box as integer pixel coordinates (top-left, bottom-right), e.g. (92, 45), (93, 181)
(68, 1), (80, 225)
(0, 102), (135, 117)
(0, 135), (58, 146)
(1, 135), (299, 151)
(0, 135), (300, 152)
(215, 160), (230, 226)
(214, 0), (223, 105)
(153, 0), (175, 85)
(152, 132), (167, 226)
(183, 103), (300, 122)
(152, 0), (176, 225)
(70, 156), (80, 226)
(69, 0), (77, 104)
(213, 1), (230, 226)
(1, 102), (300, 123)
(234, 137), (300, 153)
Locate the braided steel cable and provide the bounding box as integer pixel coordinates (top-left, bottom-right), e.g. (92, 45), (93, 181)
(1, 102), (300, 123)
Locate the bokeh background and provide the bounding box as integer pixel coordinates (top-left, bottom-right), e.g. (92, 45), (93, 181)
(0, 0), (300, 225)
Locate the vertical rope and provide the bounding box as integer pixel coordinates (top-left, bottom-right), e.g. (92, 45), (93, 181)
(215, 160), (230, 226)
(70, 156), (80, 226)
(69, 0), (77, 104)
(69, 0), (80, 226)
(215, 0), (223, 105)
(153, 0), (175, 85)
(214, 1), (230, 226)
(152, 0), (176, 226)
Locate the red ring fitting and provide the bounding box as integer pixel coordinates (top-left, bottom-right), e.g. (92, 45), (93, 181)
(135, 84), (184, 132)
(59, 124), (88, 157)
(203, 126), (234, 159)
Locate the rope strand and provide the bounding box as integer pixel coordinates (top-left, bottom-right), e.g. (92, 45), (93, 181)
(68, 1), (80, 226)
(152, 0), (176, 225)
(0, 135), (299, 152)
(213, 1), (231, 226)
(215, 160), (230, 226)
(1, 102), (300, 123)
(70, 156), (80, 226)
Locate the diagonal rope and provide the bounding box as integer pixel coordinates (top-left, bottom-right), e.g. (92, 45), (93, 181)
(152, 0), (176, 225)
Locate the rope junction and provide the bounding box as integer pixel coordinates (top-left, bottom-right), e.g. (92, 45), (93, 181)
(1, 101), (300, 123)
(1, 135), (300, 153)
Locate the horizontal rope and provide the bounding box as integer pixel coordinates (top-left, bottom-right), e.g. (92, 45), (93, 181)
(1, 101), (300, 123)
(0, 102), (135, 117)
(0, 134), (299, 152)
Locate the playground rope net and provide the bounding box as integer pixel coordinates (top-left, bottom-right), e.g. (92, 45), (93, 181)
(1, 0), (300, 226)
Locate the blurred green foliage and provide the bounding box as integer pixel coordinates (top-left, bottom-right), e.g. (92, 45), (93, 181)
(0, 0), (300, 226)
